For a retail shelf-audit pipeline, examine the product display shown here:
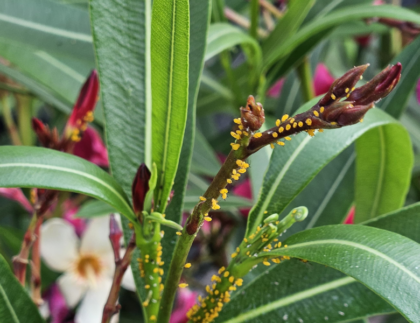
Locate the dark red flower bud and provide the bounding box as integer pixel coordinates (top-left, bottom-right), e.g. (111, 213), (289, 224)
(32, 118), (51, 147)
(347, 63), (402, 106)
(109, 214), (122, 261)
(65, 70), (99, 141)
(131, 163), (151, 219)
(240, 95), (265, 131)
(319, 64), (369, 107)
(336, 104), (374, 126)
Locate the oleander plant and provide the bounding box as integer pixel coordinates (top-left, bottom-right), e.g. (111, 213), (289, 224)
(1, 0), (420, 322)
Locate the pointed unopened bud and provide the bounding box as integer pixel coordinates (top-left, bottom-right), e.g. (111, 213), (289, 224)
(32, 118), (51, 147)
(240, 95), (265, 131)
(109, 214), (122, 261)
(347, 63), (402, 105)
(323, 102), (355, 123)
(319, 64), (369, 106)
(131, 163), (151, 219)
(65, 70), (99, 140)
(336, 104), (374, 126)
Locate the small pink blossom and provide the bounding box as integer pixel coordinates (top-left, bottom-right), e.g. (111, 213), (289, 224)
(266, 78), (285, 98)
(344, 206), (355, 224)
(73, 128), (109, 167)
(313, 63), (335, 96)
(0, 188), (33, 213)
(62, 201), (86, 237)
(170, 288), (198, 323)
(45, 284), (70, 323)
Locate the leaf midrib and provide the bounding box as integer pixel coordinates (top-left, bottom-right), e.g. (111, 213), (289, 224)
(0, 283), (20, 323)
(0, 13), (92, 42)
(370, 127), (385, 218)
(157, 0), (177, 212)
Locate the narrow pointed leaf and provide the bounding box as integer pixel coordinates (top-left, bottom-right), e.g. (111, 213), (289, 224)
(257, 226), (420, 323)
(0, 146), (135, 221)
(355, 126), (412, 222)
(151, 0), (190, 212)
(0, 255), (45, 323)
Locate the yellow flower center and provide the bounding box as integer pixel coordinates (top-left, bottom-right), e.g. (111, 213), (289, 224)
(74, 254), (103, 285)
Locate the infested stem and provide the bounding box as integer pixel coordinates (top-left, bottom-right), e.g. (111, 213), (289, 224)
(102, 233), (136, 323)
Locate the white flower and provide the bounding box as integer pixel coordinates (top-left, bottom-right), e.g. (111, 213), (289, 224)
(40, 216), (135, 323)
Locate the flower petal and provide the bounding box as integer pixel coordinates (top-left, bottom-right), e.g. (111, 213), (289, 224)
(58, 273), (87, 308)
(121, 266), (136, 292)
(75, 278), (113, 323)
(41, 219), (79, 272)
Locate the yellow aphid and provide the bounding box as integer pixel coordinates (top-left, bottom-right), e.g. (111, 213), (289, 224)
(239, 124), (244, 130)
(320, 107), (325, 113)
(352, 87), (355, 91)
(220, 188), (228, 194)
(232, 174), (240, 180)
(176, 231), (182, 236)
(360, 118), (364, 123)
(276, 119), (281, 127)
(272, 258), (281, 264)
(293, 122), (297, 128)
(272, 132), (278, 138)
(227, 179), (232, 184)
(233, 118), (241, 124)
(243, 162), (250, 168)
(223, 271), (230, 277)
(230, 143), (240, 150)
(199, 196), (206, 201)
(231, 252), (237, 258)
(279, 127), (284, 133)
(305, 118), (312, 126)
(184, 263), (192, 268)
(345, 88), (349, 93)
(330, 121), (337, 125)
(238, 168), (246, 173)
(212, 199), (220, 210)
(263, 261), (271, 266)
(232, 169), (237, 175)
(229, 286), (236, 291)
(331, 94), (336, 100)
(218, 267), (226, 274)
(204, 216), (212, 222)
(230, 131), (240, 140)
(285, 136), (291, 141)
(282, 114), (289, 122)
(150, 315), (157, 321)
(244, 238), (248, 243)
(253, 132), (262, 138)
(319, 129), (324, 133)
(236, 160), (244, 167)
(243, 131), (249, 136)
(229, 276), (235, 283)
(179, 283), (188, 288)
(236, 130), (242, 135)
(277, 141), (285, 146)
(313, 110), (319, 117)
(235, 278), (243, 286)
(307, 129), (315, 137)
(286, 124), (291, 131)
(298, 121), (303, 127)
(270, 143), (275, 149)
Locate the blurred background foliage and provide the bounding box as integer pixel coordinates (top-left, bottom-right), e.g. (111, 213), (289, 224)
(0, 0), (420, 322)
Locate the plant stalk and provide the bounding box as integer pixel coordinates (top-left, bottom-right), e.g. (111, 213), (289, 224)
(16, 94), (33, 146)
(30, 219), (43, 306)
(1, 96), (22, 146)
(250, 0), (259, 39)
(296, 56), (315, 102)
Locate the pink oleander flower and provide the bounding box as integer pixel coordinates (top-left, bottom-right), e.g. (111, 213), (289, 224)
(266, 78), (285, 98)
(170, 288), (198, 323)
(73, 127), (109, 168)
(42, 284), (70, 323)
(62, 201), (86, 237)
(344, 206), (355, 224)
(313, 63), (335, 96)
(40, 216), (135, 323)
(0, 188), (33, 213)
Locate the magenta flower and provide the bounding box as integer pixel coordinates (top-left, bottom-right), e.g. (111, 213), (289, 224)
(344, 206), (355, 224)
(44, 284), (70, 323)
(266, 78), (285, 98)
(313, 63), (335, 96)
(73, 128), (109, 168)
(62, 201), (86, 237)
(170, 288), (198, 323)
(0, 188), (33, 213)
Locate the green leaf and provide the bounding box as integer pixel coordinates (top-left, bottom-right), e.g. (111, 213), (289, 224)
(263, 5), (420, 70)
(74, 200), (117, 218)
(0, 63), (72, 114)
(218, 203), (420, 323)
(89, 0), (152, 305)
(246, 98), (403, 235)
(0, 0), (93, 61)
(0, 255), (45, 323)
(355, 126), (413, 223)
(377, 35), (420, 119)
(205, 23), (262, 68)
(257, 226), (420, 323)
(90, 0), (152, 196)
(0, 146), (135, 221)
(262, 0), (314, 64)
(151, 0), (190, 212)
(161, 0), (211, 279)
(191, 130), (221, 177)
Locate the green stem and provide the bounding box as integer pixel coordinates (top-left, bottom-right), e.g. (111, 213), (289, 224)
(16, 95), (33, 146)
(296, 56), (315, 102)
(250, 0), (259, 39)
(1, 96), (22, 145)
